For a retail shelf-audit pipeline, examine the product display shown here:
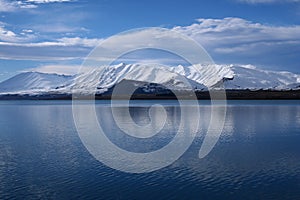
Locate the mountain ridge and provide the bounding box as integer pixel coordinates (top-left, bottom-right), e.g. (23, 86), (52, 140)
(0, 63), (299, 96)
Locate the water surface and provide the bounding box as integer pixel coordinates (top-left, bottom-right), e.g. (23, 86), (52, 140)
(0, 100), (299, 199)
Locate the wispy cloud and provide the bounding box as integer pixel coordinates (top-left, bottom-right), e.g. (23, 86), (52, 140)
(236, 0), (300, 4)
(26, 0), (75, 3)
(173, 17), (300, 46)
(0, 36), (102, 60)
(0, 0), (15, 12)
(57, 37), (103, 47)
(0, 15), (101, 60)
(32, 24), (89, 33)
(0, 21), (99, 46)
(27, 64), (85, 75)
(0, 37), (102, 47)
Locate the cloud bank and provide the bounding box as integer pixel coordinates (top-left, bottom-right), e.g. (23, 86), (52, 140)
(173, 17), (300, 68)
(0, 17), (299, 72)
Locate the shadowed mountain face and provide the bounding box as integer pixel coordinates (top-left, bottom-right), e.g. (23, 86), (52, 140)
(0, 63), (299, 95)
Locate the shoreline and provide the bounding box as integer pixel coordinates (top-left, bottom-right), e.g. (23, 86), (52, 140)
(0, 90), (300, 100)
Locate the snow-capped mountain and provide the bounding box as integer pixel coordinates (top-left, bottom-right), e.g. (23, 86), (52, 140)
(0, 72), (73, 94)
(67, 63), (207, 94)
(224, 65), (300, 90)
(0, 63), (299, 95)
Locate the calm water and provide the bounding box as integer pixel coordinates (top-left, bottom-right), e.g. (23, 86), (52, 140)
(0, 100), (300, 199)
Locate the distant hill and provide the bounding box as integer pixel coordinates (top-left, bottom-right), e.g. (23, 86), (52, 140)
(0, 72), (73, 94)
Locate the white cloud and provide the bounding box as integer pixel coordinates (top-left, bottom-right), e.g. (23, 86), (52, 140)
(173, 17), (300, 53)
(19, 4), (38, 9)
(22, 29), (33, 33)
(0, 0), (18, 12)
(0, 0), (38, 12)
(0, 26), (16, 41)
(0, 22), (36, 42)
(173, 17), (300, 68)
(0, 22), (99, 45)
(0, 0), (74, 12)
(0, 16), (100, 61)
(0, 37), (102, 47)
(174, 17), (300, 45)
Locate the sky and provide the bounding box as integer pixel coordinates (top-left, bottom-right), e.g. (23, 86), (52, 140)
(0, 0), (299, 81)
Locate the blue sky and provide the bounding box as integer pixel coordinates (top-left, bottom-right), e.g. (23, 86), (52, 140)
(0, 0), (300, 81)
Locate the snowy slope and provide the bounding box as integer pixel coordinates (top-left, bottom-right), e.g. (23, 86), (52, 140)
(68, 63), (207, 94)
(0, 72), (73, 94)
(225, 65), (300, 90)
(170, 64), (234, 87)
(0, 63), (299, 94)
(172, 64), (300, 90)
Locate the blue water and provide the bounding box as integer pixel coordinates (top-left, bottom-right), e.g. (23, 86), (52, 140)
(0, 100), (300, 199)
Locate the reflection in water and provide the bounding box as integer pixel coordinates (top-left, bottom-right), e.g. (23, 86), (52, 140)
(0, 100), (299, 199)
(74, 101), (201, 173)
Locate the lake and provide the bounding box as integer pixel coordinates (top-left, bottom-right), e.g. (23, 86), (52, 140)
(0, 100), (299, 199)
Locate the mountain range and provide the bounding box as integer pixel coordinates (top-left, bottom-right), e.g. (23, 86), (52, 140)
(0, 63), (299, 98)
